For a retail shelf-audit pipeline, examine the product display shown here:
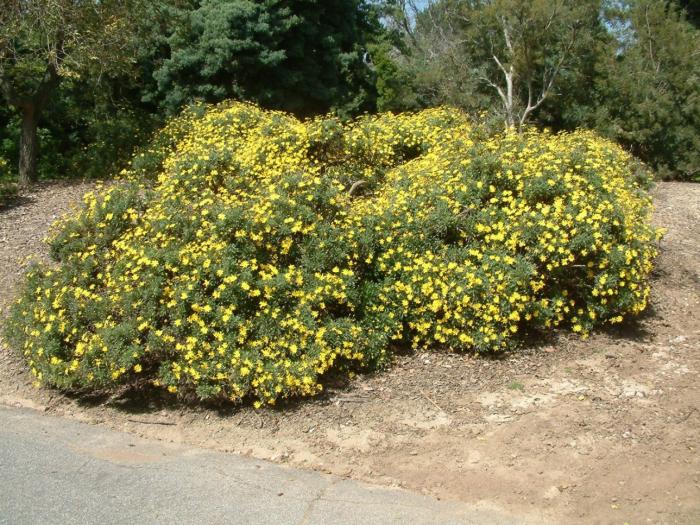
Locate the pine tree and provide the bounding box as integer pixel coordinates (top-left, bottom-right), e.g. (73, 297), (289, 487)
(150, 0), (379, 116)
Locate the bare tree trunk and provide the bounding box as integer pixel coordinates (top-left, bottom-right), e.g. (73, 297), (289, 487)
(504, 66), (515, 129)
(18, 105), (39, 189)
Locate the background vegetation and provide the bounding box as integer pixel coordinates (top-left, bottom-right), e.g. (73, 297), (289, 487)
(0, 0), (698, 204)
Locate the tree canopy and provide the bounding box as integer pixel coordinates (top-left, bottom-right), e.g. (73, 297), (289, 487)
(0, 0), (156, 186)
(594, 0), (700, 178)
(149, 0), (379, 116)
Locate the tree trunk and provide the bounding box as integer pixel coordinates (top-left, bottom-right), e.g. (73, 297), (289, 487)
(18, 106), (39, 189)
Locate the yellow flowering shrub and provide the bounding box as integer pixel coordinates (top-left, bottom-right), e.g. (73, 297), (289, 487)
(4, 102), (662, 405)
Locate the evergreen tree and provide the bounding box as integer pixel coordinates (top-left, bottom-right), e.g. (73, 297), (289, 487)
(596, 0), (700, 179)
(150, 0), (380, 116)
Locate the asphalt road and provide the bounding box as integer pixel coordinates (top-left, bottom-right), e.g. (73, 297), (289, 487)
(0, 406), (525, 525)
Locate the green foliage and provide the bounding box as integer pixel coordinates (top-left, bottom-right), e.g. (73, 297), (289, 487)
(594, 0), (700, 180)
(0, 77), (159, 183)
(676, 0), (700, 27)
(0, 103), (18, 205)
(0, 0), (154, 91)
(5, 102), (661, 406)
(0, 156), (17, 206)
(0, 0), (171, 186)
(378, 0), (700, 180)
(148, 0), (380, 116)
(378, 0), (601, 127)
(368, 40), (421, 112)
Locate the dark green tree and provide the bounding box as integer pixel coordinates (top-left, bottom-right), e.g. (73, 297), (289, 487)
(150, 0), (380, 117)
(595, 0), (700, 179)
(676, 0), (700, 27)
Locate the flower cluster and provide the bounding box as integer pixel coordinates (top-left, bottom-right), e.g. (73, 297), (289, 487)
(4, 102), (661, 405)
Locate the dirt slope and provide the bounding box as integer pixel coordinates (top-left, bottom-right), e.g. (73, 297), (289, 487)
(1, 180), (698, 524)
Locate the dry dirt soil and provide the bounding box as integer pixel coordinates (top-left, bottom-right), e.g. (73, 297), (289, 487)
(1, 181), (698, 524)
